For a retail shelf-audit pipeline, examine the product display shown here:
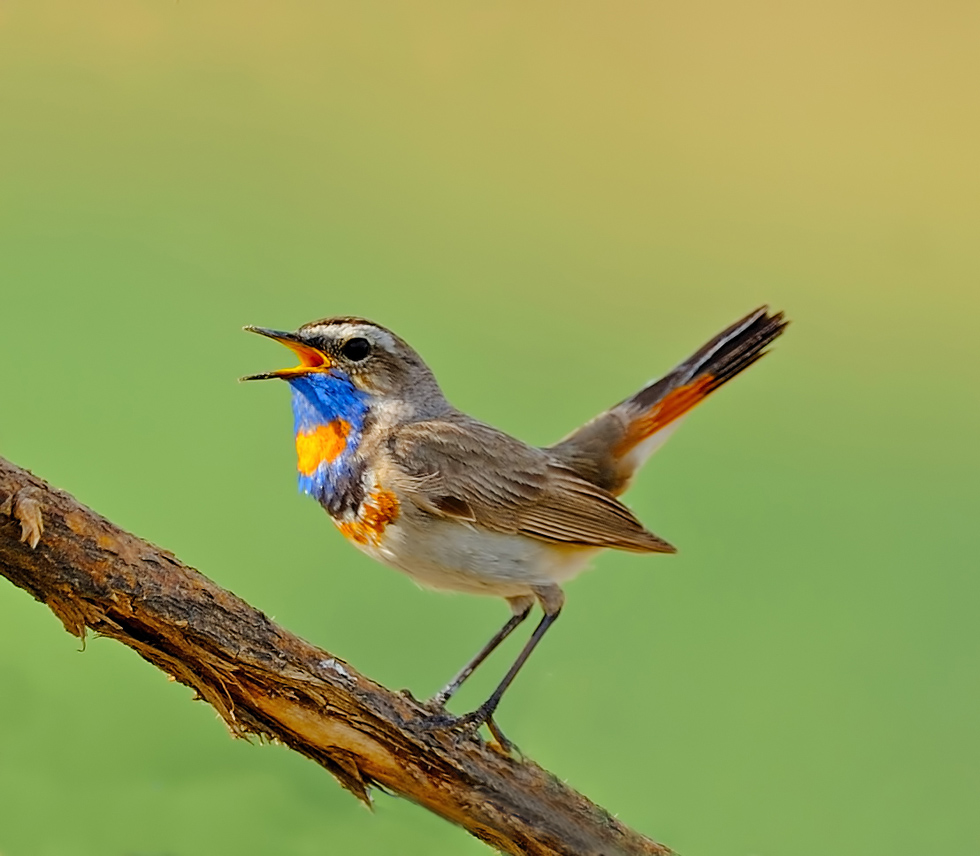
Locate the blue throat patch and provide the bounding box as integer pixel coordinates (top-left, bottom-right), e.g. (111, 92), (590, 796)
(287, 371), (370, 516)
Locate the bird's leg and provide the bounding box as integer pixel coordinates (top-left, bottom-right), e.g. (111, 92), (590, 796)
(458, 585), (565, 730)
(428, 595), (533, 709)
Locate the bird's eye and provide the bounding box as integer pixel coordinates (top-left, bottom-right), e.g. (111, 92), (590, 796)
(341, 337), (371, 362)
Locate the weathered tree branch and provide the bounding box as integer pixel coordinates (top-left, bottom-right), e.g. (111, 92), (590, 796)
(0, 456), (672, 856)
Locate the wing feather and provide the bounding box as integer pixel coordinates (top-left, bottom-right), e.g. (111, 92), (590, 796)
(388, 415), (675, 554)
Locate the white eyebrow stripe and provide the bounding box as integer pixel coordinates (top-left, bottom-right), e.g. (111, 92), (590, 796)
(309, 323), (397, 351)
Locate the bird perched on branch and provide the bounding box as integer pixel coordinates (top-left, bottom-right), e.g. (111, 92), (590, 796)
(243, 307), (788, 746)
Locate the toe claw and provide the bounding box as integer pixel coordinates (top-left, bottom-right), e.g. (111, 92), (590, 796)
(486, 718), (516, 754)
(423, 693), (448, 712)
(454, 703), (492, 731)
(423, 712), (459, 729)
(411, 703), (510, 750)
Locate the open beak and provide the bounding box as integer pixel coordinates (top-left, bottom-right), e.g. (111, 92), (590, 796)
(241, 326), (333, 381)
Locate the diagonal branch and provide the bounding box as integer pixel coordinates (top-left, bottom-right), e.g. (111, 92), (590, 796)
(0, 456), (673, 856)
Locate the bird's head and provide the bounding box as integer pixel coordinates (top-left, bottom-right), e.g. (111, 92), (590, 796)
(242, 316), (448, 420)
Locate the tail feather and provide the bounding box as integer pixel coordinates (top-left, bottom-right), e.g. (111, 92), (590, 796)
(629, 306), (786, 409)
(619, 306), (788, 450)
(548, 306), (788, 495)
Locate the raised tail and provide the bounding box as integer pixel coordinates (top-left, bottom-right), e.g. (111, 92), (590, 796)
(547, 307), (789, 495)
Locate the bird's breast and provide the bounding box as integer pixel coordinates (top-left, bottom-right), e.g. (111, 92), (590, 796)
(334, 488), (401, 548)
(356, 510), (600, 597)
(287, 373), (373, 517)
(295, 419), (353, 476)
(293, 423), (367, 518)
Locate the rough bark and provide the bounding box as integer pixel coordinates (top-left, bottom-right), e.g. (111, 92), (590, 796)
(0, 456), (673, 856)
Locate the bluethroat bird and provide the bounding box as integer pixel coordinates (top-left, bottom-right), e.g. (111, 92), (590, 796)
(243, 307), (787, 745)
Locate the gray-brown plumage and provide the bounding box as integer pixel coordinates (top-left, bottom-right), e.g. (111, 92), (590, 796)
(388, 415), (675, 553)
(244, 306), (788, 743)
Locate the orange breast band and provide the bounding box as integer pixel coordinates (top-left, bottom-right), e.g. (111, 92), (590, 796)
(295, 419), (351, 476)
(337, 490), (400, 547)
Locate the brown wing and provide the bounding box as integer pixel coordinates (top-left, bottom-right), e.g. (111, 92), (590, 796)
(388, 415), (675, 554)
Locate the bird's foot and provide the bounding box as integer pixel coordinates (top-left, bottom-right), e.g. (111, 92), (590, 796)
(414, 710), (460, 730)
(452, 702), (492, 731)
(450, 704), (518, 754)
(421, 691), (450, 712)
(486, 718), (517, 754)
(410, 705), (517, 754)
(409, 709), (474, 746)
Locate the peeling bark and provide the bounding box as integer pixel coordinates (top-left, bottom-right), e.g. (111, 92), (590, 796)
(0, 456), (673, 856)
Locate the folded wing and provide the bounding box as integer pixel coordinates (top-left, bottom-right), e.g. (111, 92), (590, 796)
(388, 417), (675, 554)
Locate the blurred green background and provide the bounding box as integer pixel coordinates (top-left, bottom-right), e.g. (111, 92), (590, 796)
(1, 2), (977, 854)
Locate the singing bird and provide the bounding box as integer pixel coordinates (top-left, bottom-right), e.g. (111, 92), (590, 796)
(243, 307), (787, 743)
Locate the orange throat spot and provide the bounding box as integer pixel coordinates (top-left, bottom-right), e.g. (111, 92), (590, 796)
(295, 420), (351, 475)
(337, 490), (400, 547)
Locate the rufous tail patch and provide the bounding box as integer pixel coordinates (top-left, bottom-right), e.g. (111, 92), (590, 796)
(615, 375), (715, 456)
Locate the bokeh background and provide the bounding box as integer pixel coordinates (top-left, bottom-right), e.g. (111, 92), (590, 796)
(1, 2), (977, 854)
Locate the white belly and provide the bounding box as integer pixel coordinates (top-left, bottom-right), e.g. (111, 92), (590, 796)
(347, 514), (600, 599)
